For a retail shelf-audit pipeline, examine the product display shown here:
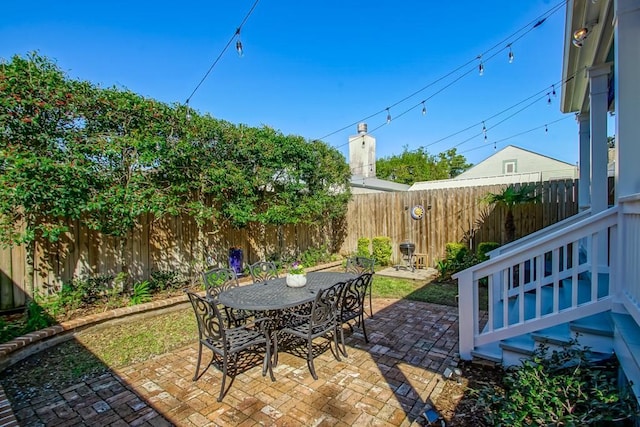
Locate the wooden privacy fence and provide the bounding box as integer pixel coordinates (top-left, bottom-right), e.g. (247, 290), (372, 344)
(0, 180), (577, 310)
(339, 179), (578, 267)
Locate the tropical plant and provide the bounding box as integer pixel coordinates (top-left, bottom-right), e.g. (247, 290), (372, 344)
(483, 184), (540, 243)
(129, 281), (152, 306)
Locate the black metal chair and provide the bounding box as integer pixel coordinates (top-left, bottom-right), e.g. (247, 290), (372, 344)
(275, 281), (348, 380)
(338, 272), (373, 355)
(248, 261), (279, 283)
(345, 256), (376, 317)
(202, 267), (250, 326)
(184, 290), (275, 401)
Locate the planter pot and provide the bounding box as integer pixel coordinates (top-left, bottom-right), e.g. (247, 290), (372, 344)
(286, 273), (307, 288)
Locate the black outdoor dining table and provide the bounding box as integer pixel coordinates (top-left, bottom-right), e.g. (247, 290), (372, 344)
(218, 271), (356, 311)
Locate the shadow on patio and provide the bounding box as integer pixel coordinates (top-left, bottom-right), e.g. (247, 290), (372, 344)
(1, 295), (462, 426)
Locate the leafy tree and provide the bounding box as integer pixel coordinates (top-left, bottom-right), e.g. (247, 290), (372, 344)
(484, 184), (540, 243)
(1, 53), (352, 289)
(376, 146), (471, 185)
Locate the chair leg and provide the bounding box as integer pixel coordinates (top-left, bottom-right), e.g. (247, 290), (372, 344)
(218, 355), (228, 402)
(360, 314), (369, 343)
(337, 326), (347, 358)
(193, 342), (203, 381)
(307, 338), (318, 380)
(368, 288), (374, 318)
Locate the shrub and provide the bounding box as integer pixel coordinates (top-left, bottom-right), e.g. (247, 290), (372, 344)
(371, 236), (392, 266)
(445, 242), (468, 263)
(474, 341), (639, 426)
(300, 244), (331, 268)
(149, 270), (182, 292)
(477, 241), (501, 261)
(356, 238), (371, 258)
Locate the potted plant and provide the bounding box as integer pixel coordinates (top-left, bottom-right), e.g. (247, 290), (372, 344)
(286, 261), (307, 287)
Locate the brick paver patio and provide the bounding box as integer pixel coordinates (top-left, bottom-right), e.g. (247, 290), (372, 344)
(8, 297), (460, 426)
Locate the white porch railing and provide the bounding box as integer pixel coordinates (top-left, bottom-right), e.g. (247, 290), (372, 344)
(618, 194), (640, 327)
(486, 208), (592, 258)
(454, 206), (618, 360)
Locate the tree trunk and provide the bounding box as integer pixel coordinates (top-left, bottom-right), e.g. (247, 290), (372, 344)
(505, 209), (516, 243)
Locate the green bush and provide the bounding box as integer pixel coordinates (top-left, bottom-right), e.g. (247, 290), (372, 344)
(435, 242), (479, 280)
(149, 270), (182, 292)
(371, 236), (392, 266)
(299, 244), (331, 268)
(445, 242), (468, 263)
(356, 238), (371, 258)
(475, 342), (639, 426)
(477, 241), (501, 261)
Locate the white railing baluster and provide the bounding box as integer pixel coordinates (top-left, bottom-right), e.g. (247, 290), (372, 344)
(553, 248), (560, 313)
(518, 260), (525, 323)
(503, 268), (509, 326)
(592, 232), (599, 303)
(572, 238), (579, 307)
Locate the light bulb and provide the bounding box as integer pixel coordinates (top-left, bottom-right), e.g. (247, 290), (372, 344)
(508, 49), (514, 63)
(421, 102), (427, 116)
(479, 62), (484, 76)
(236, 40), (244, 57)
(547, 93), (552, 105)
(386, 108), (391, 123)
(552, 84), (557, 97)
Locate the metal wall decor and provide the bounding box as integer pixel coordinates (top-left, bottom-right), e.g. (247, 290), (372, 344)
(410, 204), (425, 220)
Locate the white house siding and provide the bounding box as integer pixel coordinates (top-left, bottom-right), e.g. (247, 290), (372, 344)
(455, 145), (577, 182)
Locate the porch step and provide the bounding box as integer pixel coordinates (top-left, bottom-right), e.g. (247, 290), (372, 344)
(611, 312), (640, 401)
(470, 342), (502, 364)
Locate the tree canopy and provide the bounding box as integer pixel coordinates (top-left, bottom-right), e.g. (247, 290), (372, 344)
(375, 146), (471, 185)
(0, 53), (351, 249)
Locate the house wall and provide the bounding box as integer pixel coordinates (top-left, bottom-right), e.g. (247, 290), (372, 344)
(456, 146), (577, 181)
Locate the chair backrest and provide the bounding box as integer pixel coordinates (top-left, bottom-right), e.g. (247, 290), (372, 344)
(310, 281), (348, 329)
(202, 267), (239, 300)
(340, 273), (373, 318)
(249, 261), (279, 283)
(345, 256), (375, 274)
(185, 289), (226, 344)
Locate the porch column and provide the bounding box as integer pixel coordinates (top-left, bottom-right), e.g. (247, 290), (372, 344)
(577, 113), (591, 211)
(615, 0), (640, 198)
(588, 64), (611, 214)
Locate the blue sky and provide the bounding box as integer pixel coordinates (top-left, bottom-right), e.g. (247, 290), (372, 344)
(1, 1), (584, 168)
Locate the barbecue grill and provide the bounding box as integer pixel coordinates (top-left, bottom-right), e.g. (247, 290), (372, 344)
(396, 242), (416, 272)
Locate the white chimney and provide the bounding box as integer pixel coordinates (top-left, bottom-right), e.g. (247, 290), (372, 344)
(348, 123), (376, 178)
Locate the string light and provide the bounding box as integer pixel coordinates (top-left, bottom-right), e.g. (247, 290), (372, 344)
(386, 108), (392, 124)
(185, 101), (192, 121)
(316, 1), (565, 142)
(421, 101), (427, 116)
(184, 0), (260, 105)
(547, 93), (552, 105)
(478, 55), (484, 76)
(545, 124), (548, 133)
(482, 121), (487, 141)
(552, 84), (557, 97)
(235, 27), (244, 57)
(508, 44), (514, 63)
